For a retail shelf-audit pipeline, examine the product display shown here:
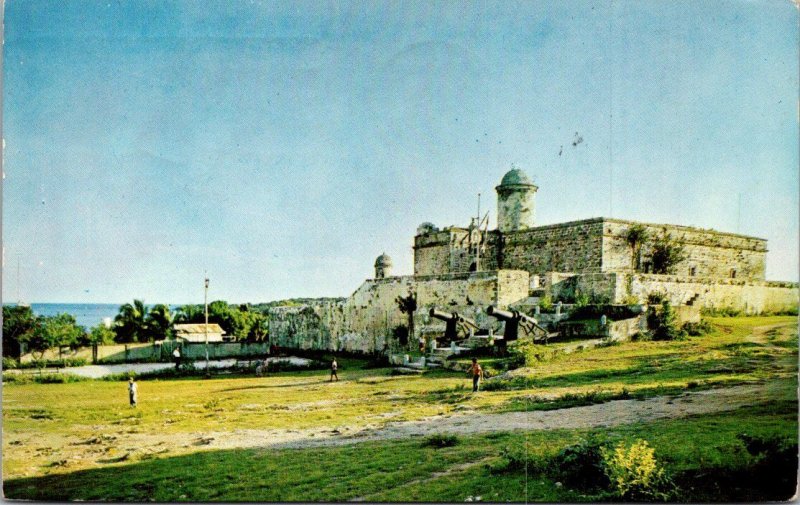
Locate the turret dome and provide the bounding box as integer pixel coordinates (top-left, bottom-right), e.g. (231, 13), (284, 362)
(499, 168), (535, 187)
(374, 253), (393, 268)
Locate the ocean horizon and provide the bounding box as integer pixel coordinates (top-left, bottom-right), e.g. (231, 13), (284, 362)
(4, 302), (181, 330)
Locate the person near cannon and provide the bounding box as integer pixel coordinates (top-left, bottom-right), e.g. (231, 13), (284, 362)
(467, 357), (484, 392)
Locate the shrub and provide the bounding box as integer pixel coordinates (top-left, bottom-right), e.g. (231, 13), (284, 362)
(621, 294), (640, 305)
(422, 433), (460, 448)
(551, 436), (613, 491)
(700, 307), (744, 317)
(490, 444), (548, 474)
(2, 357), (18, 369)
(539, 294), (554, 312)
(647, 301), (686, 341)
(595, 337), (620, 348)
(682, 320), (714, 336)
(646, 291), (667, 305)
(506, 340), (558, 368)
(601, 439), (672, 501)
(574, 290), (590, 308)
(16, 357), (88, 369)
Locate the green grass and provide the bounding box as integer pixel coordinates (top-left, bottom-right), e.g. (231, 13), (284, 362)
(4, 399), (796, 502)
(2, 316), (797, 501)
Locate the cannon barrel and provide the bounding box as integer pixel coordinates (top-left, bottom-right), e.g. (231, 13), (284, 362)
(517, 312), (539, 326)
(429, 308), (456, 321)
(486, 305), (515, 321)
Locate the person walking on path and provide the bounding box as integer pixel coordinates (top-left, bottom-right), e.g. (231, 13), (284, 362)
(173, 346), (181, 370)
(330, 358), (339, 382)
(467, 358), (483, 392)
(128, 377), (138, 407)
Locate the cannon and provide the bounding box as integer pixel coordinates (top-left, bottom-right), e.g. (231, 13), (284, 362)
(486, 305), (549, 344)
(429, 308), (479, 344)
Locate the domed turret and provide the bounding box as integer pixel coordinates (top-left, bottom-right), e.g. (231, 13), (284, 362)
(374, 253), (393, 279)
(499, 168), (534, 186)
(496, 167), (538, 232)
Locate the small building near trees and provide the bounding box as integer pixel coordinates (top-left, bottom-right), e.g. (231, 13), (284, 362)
(173, 323), (226, 343)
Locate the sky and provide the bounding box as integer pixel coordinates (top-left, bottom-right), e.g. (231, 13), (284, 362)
(2, 0), (798, 304)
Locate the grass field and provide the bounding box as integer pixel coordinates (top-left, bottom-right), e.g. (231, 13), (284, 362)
(3, 316), (797, 501)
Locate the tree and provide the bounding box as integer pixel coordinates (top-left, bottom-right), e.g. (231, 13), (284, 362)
(174, 304), (204, 324)
(246, 312), (269, 341)
(625, 224), (650, 272)
(85, 323), (116, 346)
(28, 314), (84, 359)
(2, 305), (36, 358)
(396, 292), (418, 350)
(114, 299), (148, 343)
(651, 231), (687, 275)
(145, 304), (174, 341)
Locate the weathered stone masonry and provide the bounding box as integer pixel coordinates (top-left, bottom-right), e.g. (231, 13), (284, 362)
(269, 168), (797, 353)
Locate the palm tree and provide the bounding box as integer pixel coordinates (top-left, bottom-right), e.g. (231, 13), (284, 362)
(114, 299), (148, 343)
(174, 304), (204, 324)
(145, 304), (173, 341)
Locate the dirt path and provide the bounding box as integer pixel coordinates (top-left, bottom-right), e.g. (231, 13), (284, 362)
(108, 382), (784, 457)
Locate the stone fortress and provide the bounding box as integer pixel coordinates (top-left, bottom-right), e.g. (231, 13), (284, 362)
(268, 169), (798, 354)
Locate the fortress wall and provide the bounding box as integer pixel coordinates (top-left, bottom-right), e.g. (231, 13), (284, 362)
(543, 271), (797, 314)
(602, 220), (767, 280)
(625, 275), (798, 313)
(501, 220), (605, 276)
(268, 270), (530, 353)
(413, 230), (453, 276)
(546, 272), (620, 303)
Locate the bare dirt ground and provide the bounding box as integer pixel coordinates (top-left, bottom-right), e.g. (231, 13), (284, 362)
(56, 381), (784, 464)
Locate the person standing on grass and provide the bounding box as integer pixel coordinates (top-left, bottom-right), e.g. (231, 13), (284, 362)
(128, 377), (138, 407)
(467, 358), (483, 392)
(330, 357), (338, 382)
(173, 346), (181, 370)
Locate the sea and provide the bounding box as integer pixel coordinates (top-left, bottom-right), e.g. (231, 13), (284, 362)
(6, 303), (181, 330)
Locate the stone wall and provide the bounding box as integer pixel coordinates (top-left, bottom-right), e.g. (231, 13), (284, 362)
(601, 219), (767, 280)
(414, 217), (768, 285)
(544, 271), (798, 314)
(414, 219), (605, 278)
(624, 274), (798, 314)
(268, 270), (531, 354)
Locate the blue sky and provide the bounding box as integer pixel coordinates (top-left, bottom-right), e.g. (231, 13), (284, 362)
(3, 0), (798, 304)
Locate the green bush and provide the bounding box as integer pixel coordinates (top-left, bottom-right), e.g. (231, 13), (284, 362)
(646, 291), (667, 305)
(506, 340), (558, 369)
(16, 357), (88, 369)
(539, 294), (553, 312)
(601, 439), (673, 501)
(3, 357), (19, 369)
(647, 301), (686, 341)
(490, 444), (548, 474)
(621, 294), (640, 305)
(552, 436), (613, 491)
(3, 373), (89, 385)
(422, 433), (460, 448)
(682, 320), (714, 336)
(574, 290), (590, 308)
(700, 307), (744, 317)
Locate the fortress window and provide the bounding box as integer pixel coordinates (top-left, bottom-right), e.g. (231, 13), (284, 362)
(730, 269), (737, 279)
(689, 266), (696, 276)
